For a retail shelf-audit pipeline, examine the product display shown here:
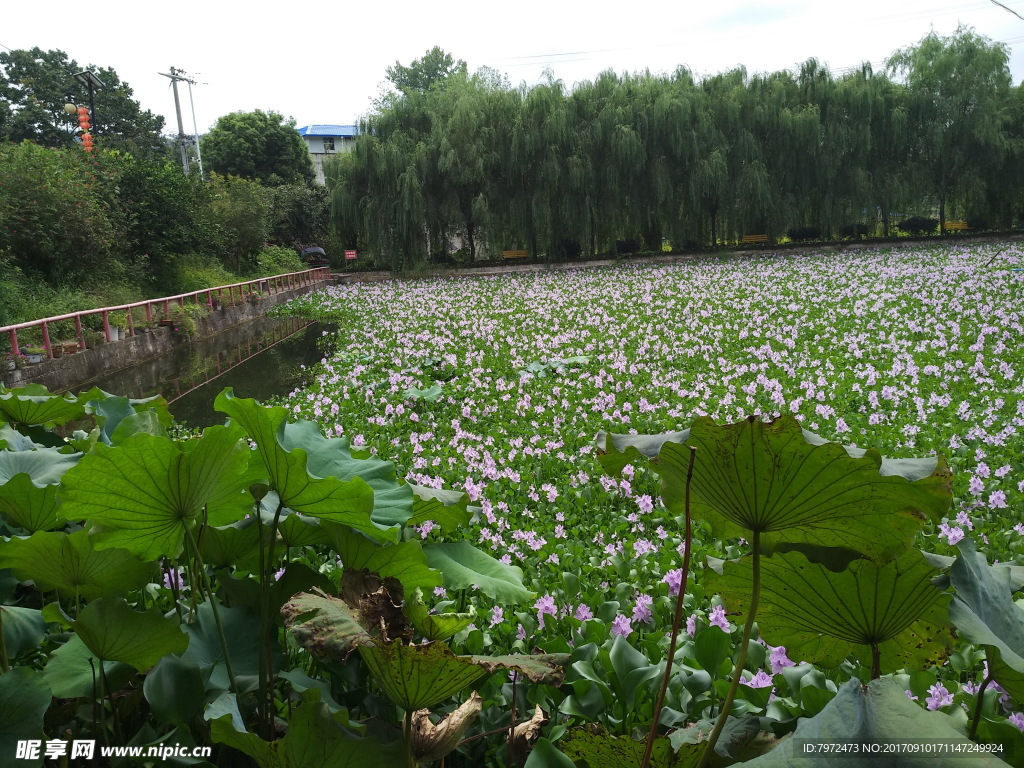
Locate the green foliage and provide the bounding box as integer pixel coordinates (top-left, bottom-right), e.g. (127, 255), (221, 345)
(207, 173), (273, 272)
(0, 142), (122, 282)
(0, 47), (166, 158)
(201, 110), (314, 185)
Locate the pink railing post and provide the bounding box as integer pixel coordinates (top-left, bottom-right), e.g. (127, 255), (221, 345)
(145, 304), (152, 323)
(102, 311), (112, 342)
(126, 311), (135, 337)
(9, 330), (18, 357)
(75, 316), (84, 350)
(41, 322), (53, 358)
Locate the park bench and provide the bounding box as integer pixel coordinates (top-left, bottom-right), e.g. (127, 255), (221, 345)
(943, 221), (969, 232)
(502, 249), (528, 259)
(741, 234), (769, 245)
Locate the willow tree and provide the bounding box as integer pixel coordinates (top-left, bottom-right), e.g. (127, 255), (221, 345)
(888, 26), (1011, 231)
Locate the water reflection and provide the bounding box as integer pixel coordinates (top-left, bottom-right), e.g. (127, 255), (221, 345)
(87, 317), (335, 427)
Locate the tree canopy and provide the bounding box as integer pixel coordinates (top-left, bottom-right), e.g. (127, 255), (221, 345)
(0, 47), (166, 159)
(200, 110), (314, 185)
(328, 30), (1023, 268)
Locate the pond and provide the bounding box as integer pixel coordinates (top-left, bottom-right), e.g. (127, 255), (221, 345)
(86, 316), (335, 427)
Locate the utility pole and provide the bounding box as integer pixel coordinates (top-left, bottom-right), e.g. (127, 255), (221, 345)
(159, 67), (204, 177)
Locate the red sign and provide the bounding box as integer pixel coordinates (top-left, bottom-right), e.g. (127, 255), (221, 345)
(344, 250), (357, 260)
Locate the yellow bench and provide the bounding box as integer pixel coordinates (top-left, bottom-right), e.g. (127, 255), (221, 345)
(741, 234), (769, 244)
(502, 249), (528, 259)
(944, 221), (969, 231)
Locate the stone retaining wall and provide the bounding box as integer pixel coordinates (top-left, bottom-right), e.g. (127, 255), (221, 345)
(1, 282), (324, 394)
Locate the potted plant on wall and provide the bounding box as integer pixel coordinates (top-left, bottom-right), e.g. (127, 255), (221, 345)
(21, 346), (46, 364)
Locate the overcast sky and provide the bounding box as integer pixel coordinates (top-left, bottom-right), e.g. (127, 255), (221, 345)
(4, 0), (1024, 135)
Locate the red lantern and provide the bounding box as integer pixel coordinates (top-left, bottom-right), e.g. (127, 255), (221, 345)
(81, 134), (94, 151)
(77, 106), (91, 133)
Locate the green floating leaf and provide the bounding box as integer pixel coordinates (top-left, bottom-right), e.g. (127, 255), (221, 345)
(0, 448), (80, 487)
(408, 484), (473, 532)
(0, 605), (44, 658)
(423, 541), (533, 604)
(82, 391), (171, 446)
(42, 634), (133, 698)
(708, 549), (953, 673)
(0, 474), (60, 532)
(405, 588), (476, 641)
(210, 690), (400, 768)
(744, 678), (1007, 766)
(182, 602), (273, 689)
(403, 383), (444, 402)
(73, 597), (188, 670)
(326, 523), (442, 593)
(214, 390), (388, 541)
(143, 655), (205, 726)
(0, 668), (51, 767)
(524, 737), (578, 768)
(602, 416), (951, 563)
(465, 652), (569, 685)
(0, 384), (84, 426)
(949, 537), (1024, 702)
(200, 519), (267, 571)
(59, 425), (248, 559)
(286, 421), (414, 529)
(279, 513), (330, 548)
(0, 530), (155, 599)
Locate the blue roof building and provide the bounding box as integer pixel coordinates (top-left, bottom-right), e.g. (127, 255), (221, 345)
(296, 124), (360, 184)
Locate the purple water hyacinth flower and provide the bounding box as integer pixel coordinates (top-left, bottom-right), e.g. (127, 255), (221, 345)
(925, 683), (954, 710)
(574, 604), (594, 621)
(707, 605), (730, 632)
(163, 568), (184, 591)
(535, 594), (557, 630)
(686, 615), (696, 636)
(1009, 713), (1024, 732)
(743, 670), (775, 689)
(662, 568), (683, 597)
(489, 605), (504, 627)
(632, 593), (654, 625)
(906, 690), (919, 701)
(768, 645), (796, 674)
(610, 613), (632, 638)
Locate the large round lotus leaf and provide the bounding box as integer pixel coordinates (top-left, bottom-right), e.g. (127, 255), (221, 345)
(598, 416), (952, 563)
(73, 597), (188, 670)
(708, 549), (952, 673)
(0, 667), (51, 766)
(58, 425), (248, 559)
(0, 530), (155, 599)
(949, 537), (1024, 702)
(0, 384), (84, 426)
(213, 390), (388, 542)
(744, 678), (1007, 767)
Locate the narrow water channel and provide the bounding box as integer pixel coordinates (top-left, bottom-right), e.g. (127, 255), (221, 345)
(87, 317), (335, 427)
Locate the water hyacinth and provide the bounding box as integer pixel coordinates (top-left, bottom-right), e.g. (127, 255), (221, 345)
(275, 240), (1024, 724)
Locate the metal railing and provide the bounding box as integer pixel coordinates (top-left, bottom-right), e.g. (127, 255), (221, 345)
(2, 267), (330, 359)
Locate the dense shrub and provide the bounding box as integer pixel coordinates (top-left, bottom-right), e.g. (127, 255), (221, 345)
(553, 239), (582, 259)
(787, 225), (822, 241)
(615, 238), (641, 255)
(897, 216), (939, 235)
(840, 223), (870, 238)
(0, 142), (123, 283)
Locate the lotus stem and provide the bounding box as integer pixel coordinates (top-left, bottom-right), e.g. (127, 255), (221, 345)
(184, 525), (238, 694)
(0, 608), (9, 673)
(641, 446), (696, 768)
(968, 674), (994, 741)
(698, 530), (761, 768)
(262, 499), (285, 738)
(871, 643), (881, 680)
